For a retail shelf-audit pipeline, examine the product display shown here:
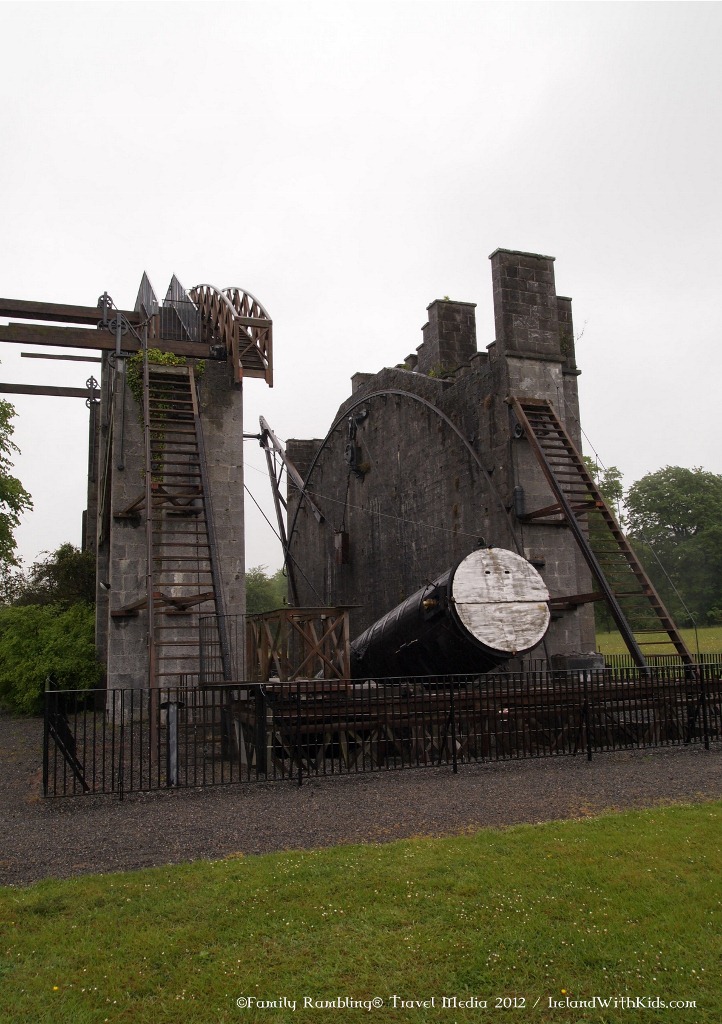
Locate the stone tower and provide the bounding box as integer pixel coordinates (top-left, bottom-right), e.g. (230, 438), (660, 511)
(93, 276), (272, 689)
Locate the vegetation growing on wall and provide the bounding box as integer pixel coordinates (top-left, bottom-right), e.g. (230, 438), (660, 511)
(125, 350), (205, 479)
(126, 348), (188, 407)
(126, 350), (206, 406)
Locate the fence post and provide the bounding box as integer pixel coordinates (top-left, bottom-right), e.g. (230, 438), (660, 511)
(256, 685), (266, 778)
(118, 689), (125, 802)
(584, 671), (593, 762)
(296, 680), (303, 788)
(699, 666), (710, 751)
(42, 682), (52, 797)
(450, 680), (458, 774)
(162, 697), (180, 786)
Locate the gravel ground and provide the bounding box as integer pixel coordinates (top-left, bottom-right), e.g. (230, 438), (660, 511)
(1, 711), (720, 888)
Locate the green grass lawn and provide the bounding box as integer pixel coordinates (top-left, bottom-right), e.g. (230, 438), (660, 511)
(596, 625), (722, 656)
(1, 803), (720, 1023)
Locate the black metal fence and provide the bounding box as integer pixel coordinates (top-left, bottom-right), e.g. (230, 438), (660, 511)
(602, 652), (721, 669)
(43, 665), (721, 798)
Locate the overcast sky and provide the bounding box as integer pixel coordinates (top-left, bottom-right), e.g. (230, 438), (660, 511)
(1, 1), (720, 575)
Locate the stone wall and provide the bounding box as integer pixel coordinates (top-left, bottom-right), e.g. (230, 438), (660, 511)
(95, 356), (246, 690)
(287, 249), (596, 664)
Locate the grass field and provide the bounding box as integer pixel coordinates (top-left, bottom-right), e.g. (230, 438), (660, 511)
(1, 803), (720, 1023)
(596, 626), (722, 656)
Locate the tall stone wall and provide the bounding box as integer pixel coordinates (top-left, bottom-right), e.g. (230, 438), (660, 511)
(287, 249), (596, 664)
(95, 357), (245, 689)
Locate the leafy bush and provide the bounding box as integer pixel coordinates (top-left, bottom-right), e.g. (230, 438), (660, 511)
(246, 565), (286, 615)
(0, 603), (102, 714)
(14, 543), (95, 608)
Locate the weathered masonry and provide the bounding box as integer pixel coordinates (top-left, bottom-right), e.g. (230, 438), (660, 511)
(0, 278), (272, 689)
(286, 249), (692, 669)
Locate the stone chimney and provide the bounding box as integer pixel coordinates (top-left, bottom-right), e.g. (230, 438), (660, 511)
(489, 249), (561, 359)
(416, 299), (477, 376)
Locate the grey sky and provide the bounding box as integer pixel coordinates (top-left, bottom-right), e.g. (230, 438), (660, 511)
(1, 1), (720, 574)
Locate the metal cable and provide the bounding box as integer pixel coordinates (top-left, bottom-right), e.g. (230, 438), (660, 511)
(243, 482), (324, 604)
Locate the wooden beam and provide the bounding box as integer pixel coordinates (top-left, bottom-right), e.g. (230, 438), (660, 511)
(548, 592), (604, 608)
(0, 384), (96, 399)
(21, 352), (102, 363)
(237, 316), (273, 329)
(0, 297), (140, 326)
(0, 323), (211, 358)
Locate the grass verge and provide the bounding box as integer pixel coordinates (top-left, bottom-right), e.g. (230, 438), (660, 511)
(1, 803), (720, 1023)
(596, 626), (722, 656)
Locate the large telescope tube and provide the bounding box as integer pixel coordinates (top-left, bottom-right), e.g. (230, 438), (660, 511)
(350, 548), (550, 679)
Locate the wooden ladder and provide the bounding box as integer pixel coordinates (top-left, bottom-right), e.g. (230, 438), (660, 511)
(113, 362), (229, 686)
(509, 396), (693, 668)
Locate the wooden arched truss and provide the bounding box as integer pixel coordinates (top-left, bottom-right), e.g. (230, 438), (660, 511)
(189, 284), (273, 386)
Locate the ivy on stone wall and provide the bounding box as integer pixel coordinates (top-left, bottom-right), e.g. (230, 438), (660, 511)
(126, 348), (188, 408)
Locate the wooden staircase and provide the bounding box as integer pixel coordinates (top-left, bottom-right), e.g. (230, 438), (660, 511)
(509, 396), (693, 668)
(113, 362), (228, 686)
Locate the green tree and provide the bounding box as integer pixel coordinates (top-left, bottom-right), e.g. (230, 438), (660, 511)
(0, 562), (25, 606)
(583, 457), (624, 518)
(0, 398), (32, 568)
(245, 565), (286, 615)
(0, 602), (101, 714)
(625, 467), (722, 625)
(15, 543), (96, 608)
(0, 538), (100, 711)
(676, 524), (722, 624)
(625, 466), (722, 547)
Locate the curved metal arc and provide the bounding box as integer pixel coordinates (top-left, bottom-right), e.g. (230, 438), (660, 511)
(190, 285), (248, 349)
(222, 286), (272, 322)
(190, 284), (270, 340)
(286, 388), (523, 566)
(190, 283), (240, 321)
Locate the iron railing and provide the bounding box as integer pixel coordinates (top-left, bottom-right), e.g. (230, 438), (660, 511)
(43, 665), (721, 798)
(602, 652), (721, 669)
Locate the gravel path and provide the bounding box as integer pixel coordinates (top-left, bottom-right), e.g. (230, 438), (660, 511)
(1, 712), (720, 888)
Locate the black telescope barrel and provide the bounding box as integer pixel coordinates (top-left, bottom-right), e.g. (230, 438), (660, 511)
(349, 548), (550, 679)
